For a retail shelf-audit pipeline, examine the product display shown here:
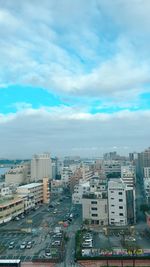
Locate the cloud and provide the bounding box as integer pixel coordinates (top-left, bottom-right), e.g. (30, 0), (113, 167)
(0, 0), (150, 101)
(0, 0), (150, 157)
(0, 106), (150, 158)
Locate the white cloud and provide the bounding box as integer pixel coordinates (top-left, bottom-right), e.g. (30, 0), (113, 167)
(0, 106), (149, 157)
(0, 0), (150, 101)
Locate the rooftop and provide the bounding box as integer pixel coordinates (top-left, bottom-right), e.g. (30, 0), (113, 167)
(17, 182), (42, 189)
(0, 195), (23, 206)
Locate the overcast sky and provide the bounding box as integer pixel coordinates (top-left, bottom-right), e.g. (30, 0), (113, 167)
(0, 0), (150, 158)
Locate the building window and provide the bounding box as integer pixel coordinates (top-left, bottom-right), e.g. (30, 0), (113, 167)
(111, 204), (114, 207)
(91, 207), (97, 210)
(111, 198), (114, 200)
(119, 192), (123, 195)
(111, 191), (114, 193)
(119, 213), (124, 216)
(91, 201), (97, 204)
(111, 212), (115, 214)
(119, 199), (123, 202)
(92, 214), (98, 217)
(119, 206), (123, 209)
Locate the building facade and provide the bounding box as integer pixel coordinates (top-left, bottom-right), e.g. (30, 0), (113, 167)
(108, 179), (135, 226)
(31, 153), (52, 182)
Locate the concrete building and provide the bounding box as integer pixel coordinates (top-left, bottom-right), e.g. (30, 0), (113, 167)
(72, 180), (90, 204)
(17, 178), (50, 205)
(103, 160), (121, 177)
(137, 147), (150, 177)
(43, 177), (50, 204)
(51, 180), (63, 194)
(144, 167), (150, 179)
(70, 165), (94, 192)
(82, 175), (108, 226)
(108, 179), (135, 226)
(0, 183), (11, 196)
(121, 165), (136, 189)
(61, 167), (73, 188)
(143, 178), (150, 204)
(5, 162), (30, 185)
(0, 196), (24, 224)
(82, 193), (108, 226)
(31, 153), (52, 182)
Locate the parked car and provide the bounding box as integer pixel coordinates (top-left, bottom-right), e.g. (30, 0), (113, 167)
(52, 240), (61, 246)
(8, 241), (15, 249)
(26, 241), (32, 249)
(45, 248), (52, 257)
(20, 242), (26, 249)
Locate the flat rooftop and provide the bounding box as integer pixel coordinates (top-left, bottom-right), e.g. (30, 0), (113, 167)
(17, 182), (42, 189)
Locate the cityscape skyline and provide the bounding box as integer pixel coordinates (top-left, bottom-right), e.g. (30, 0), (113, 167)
(1, 0), (150, 157)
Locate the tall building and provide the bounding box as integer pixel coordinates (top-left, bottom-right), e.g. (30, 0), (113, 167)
(137, 147), (150, 177)
(108, 179), (135, 226)
(31, 153), (52, 182)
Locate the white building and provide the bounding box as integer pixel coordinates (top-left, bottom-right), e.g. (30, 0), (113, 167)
(121, 165), (136, 189)
(144, 178), (150, 204)
(31, 153), (52, 182)
(0, 183), (11, 196)
(108, 179), (135, 226)
(72, 180), (90, 204)
(144, 167), (150, 179)
(61, 167), (73, 187)
(103, 160), (121, 176)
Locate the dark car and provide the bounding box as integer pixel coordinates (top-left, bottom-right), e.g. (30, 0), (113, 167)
(49, 204), (54, 208)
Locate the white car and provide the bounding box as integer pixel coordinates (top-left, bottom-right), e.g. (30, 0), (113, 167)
(20, 242), (26, 249)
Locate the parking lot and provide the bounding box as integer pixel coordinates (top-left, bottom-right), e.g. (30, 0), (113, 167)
(0, 194), (77, 261)
(78, 225), (150, 258)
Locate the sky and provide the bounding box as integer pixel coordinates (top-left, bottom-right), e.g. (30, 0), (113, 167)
(0, 0), (150, 158)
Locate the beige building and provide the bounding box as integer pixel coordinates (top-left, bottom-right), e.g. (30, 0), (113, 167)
(51, 180), (63, 194)
(82, 194), (108, 226)
(17, 178), (50, 205)
(0, 196), (24, 224)
(43, 177), (50, 204)
(31, 153), (52, 182)
(82, 176), (108, 226)
(5, 162), (30, 185)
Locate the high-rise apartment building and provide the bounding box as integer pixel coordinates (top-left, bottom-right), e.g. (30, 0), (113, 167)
(108, 179), (135, 226)
(31, 153), (52, 182)
(137, 147), (150, 177)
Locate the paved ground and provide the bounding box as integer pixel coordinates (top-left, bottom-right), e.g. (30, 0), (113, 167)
(0, 194), (82, 264)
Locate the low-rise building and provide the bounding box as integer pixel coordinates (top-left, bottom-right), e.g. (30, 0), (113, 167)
(82, 175), (108, 226)
(0, 183), (11, 196)
(0, 196), (24, 224)
(51, 180), (63, 194)
(17, 178), (50, 205)
(82, 193), (108, 226)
